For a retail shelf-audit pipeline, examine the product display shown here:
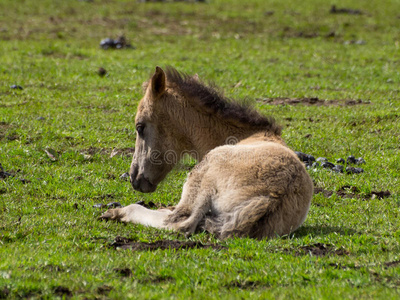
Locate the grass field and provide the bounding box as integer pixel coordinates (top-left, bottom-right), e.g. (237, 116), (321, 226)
(1, 0), (400, 298)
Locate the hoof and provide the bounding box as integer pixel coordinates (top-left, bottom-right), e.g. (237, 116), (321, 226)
(98, 209), (122, 221)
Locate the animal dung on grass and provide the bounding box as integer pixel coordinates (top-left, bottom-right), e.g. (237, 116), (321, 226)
(10, 84), (23, 90)
(93, 203), (105, 209)
(345, 167), (364, 174)
(0, 163), (12, 179)
(0, 164), (30, 183)
(107, 202), (122, 208)
(97, 67), (107, 77)
(336, 158), (345, 164)
(332, 164), (344, 173)
(294, 151), (315, 163)
(321, 162), (335, 169)
(119, 172), (129, 180)
(99, 36), (134, 50)
(100, 66), (313, 240)
(356, 157), (366, 165)
(295, 152), (365, 175)
(346, 155), (357, 164)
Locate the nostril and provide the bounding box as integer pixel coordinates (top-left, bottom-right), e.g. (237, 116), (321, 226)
(131, 173), (143, 190)
(132, 180), (139, 189)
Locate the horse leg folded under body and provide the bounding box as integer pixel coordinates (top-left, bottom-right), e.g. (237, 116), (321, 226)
(99, 204), (173, 230)
(166, 190), (213, 237)
(163, 161), (214, 235)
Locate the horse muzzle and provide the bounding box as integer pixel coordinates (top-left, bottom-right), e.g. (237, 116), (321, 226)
(130, 173), (157, 193)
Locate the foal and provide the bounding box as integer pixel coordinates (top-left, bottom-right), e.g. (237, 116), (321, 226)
(100, 67), (313, 239)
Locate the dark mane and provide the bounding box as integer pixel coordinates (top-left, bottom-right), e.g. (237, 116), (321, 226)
(164, 67), (282, 135)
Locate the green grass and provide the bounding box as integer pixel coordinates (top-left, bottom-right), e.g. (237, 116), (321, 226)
(1, 0), (400, 298)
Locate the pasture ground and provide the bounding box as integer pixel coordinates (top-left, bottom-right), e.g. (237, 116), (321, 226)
(0, 0), (399, 298)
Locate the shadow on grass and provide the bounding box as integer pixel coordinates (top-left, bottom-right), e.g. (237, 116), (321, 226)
(292, 225), (360, 238)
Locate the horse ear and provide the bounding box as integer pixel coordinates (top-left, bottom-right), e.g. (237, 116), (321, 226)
(150, 66), (166, 98)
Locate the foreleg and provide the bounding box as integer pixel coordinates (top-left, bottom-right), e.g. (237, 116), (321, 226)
(167, 190), (213, 236)
(164, 164), (205, 223)
(99, 204), (173, 230)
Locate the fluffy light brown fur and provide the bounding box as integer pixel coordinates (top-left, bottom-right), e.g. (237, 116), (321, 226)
(100, 67), (313, 239)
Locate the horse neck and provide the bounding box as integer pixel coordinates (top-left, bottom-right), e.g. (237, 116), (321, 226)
(164, 92), (284, 161)
(175, 108), (283, 160)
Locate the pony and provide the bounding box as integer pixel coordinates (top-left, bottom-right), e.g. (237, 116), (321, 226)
(99, 67), (313, 239)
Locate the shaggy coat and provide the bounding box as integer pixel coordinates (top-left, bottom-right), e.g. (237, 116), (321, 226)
(100, 67), (313, 239)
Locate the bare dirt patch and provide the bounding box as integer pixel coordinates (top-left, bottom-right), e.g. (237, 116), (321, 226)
(329, 262), (360, 270)
(54, 286), (72, 297)
(314, 186), (392, 200)
(109, 236), (225, 251)
(314, 186), (361, 199)
(384, 260), (400, 268)
(114, 268), (132, 277)
(97, 285), (113, 295)
(368, 190), (392, 199)
(113, 267), (174, 284)
(0, 287), (10, 299)
(280, 27), (338, 39)
(225, 280), (270, 290)
(141, 275), (175, 284)
(330, 5), (363, 15)
(330, 259), (400, 271)
(258, 97), (370, 106)
(42, 264), (65, 272)
(0, 121), (11, 135)
(292, 243), (349, 257)
(0, 122), (18, 141)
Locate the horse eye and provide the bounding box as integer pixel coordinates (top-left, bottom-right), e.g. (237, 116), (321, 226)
(136, 124), (145, 136)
